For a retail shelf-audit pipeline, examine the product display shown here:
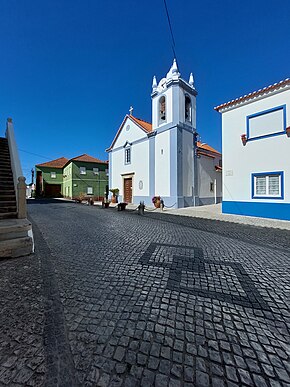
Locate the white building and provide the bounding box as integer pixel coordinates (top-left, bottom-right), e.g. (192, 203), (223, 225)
(215, 78), (290, 220)
(107, 60), (222, 208)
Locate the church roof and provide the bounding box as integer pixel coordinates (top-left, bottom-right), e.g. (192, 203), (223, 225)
(106, 114), (153, 151)
(36, 157), (69, 169)
(130, 116), (153, 133)
(214, 78), (290, 112)
(70, 154), (108, 164)
(197, 142), (221, 155)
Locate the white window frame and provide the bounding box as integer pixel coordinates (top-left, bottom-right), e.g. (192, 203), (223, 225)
(125, 147), (131, 165)
(87, 186), (93, 195)
(185, 95), (192, 123)
(93, 168), (99, 175)
(252, 171), (283, 200)
(50, 172), (56, 179)
(80, 167), (86, 175)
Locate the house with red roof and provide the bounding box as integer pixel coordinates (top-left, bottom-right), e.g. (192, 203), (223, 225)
(215, 78), (290, 220)
(107, 60), (222, 207)
(36, 154), (108, 199)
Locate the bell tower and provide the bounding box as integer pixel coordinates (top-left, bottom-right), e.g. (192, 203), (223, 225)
(151, 59), (198, 208)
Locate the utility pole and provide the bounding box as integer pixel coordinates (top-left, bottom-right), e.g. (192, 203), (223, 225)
(31, 168), (34, 185)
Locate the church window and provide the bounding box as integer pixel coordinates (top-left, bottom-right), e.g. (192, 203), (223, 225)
(159, 96), (166, 122)
(185, 95), (192, 122)
(125, 147), (131, 164)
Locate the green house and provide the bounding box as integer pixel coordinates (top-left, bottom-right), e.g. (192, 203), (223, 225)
(36, 154), (108, 199)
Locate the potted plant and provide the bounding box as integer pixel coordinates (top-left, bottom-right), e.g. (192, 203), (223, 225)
(102, 198), (110, 208)
(75, 192), (86, 203)
(241, 134), (247, 146)
(110, 188), (119, 203)
(152, 195), (161, 208)
(286, 126), (290, 137)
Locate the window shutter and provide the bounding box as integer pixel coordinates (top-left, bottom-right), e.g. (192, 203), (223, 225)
(269, 175), (279, 195)
(256, 176), (266, 195)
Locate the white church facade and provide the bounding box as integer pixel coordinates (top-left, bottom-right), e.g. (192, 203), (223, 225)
(107, 60), (222, 208)
(215, 78), (290, 221)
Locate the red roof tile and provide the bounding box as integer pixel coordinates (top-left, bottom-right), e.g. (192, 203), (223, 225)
(197, 150), (215, 159)
(130, 116), (152, 133)
(107, 114), (153, 151)
(197, 141), (221, 155)
(70, 154), (108, 164)
(36, 157), (69, 169)
(215, 78), (290, 111)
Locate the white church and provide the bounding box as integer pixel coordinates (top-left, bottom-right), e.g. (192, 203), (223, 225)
(107, 60), (222, 208)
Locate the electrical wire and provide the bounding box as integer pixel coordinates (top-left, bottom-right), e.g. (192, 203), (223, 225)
(163, 0), (177, 59)
(18, 148), (53, 161)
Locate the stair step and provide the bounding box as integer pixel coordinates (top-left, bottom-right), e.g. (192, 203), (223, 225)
(0, 179), (14, 189)
(0, 190), (15, 195)
(0, 236), (33, 258)
(0, 212), (18, 219)
(0, 200), (16, 206)
(0, 206), (17, 213)
(0, 219), (32, 241)
(0, 195), (16, 201)
(0, 190), (14, 195)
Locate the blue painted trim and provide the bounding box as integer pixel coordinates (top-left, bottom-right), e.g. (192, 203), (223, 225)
(157, 123), (194, 136)
(110, 135), (148, 153)
(251, 171), (284, 200)
(170, 128), (178, 199)
(246, 104), (286, 141)
(149, 136), (155, 198)
(177, 127), (183, 197)
(222, 201), (290, 221)
(108, 152), (112, 188)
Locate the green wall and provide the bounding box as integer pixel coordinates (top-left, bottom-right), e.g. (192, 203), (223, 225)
(71, 161), (108, 199)
(36, 166), (64, 196)
(36, 161), (108, 199)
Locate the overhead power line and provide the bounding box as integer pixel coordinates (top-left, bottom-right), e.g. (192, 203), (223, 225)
(18, 148), (53, 161)
(163, 0), (177, 60)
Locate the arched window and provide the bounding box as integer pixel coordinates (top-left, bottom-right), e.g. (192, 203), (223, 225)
(159, 96), (166, 122)
(185, 95), (191, 122)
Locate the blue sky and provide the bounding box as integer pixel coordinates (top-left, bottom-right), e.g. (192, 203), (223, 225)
(0, 0), (289, 183)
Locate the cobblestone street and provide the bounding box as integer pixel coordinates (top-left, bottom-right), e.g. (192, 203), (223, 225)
(0, 199), (290, 386)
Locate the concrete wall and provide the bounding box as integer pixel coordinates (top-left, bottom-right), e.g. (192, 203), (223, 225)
(221, 88), (290, 220)
(155, 130), (170, 197)
(110, 117), (150, 202)
(198, 155), (222, 204)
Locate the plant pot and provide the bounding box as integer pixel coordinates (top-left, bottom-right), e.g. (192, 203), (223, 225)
(241, 136), (247, 146)
(154, 200), (161, 208)
(111, 196), (116, 203)
(286, 127), (290, 137)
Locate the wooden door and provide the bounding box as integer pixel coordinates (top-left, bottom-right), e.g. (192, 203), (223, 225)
(124, 178), (132, 203)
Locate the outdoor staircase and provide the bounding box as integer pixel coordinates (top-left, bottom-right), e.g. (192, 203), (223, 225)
(0, 137), (17, 219)
(0, 136), (33, 258)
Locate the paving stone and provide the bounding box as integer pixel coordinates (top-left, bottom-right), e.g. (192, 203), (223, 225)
(1, 200), (290, 386)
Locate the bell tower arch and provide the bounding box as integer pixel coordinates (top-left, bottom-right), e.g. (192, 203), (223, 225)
(151, 59), (198, 208)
